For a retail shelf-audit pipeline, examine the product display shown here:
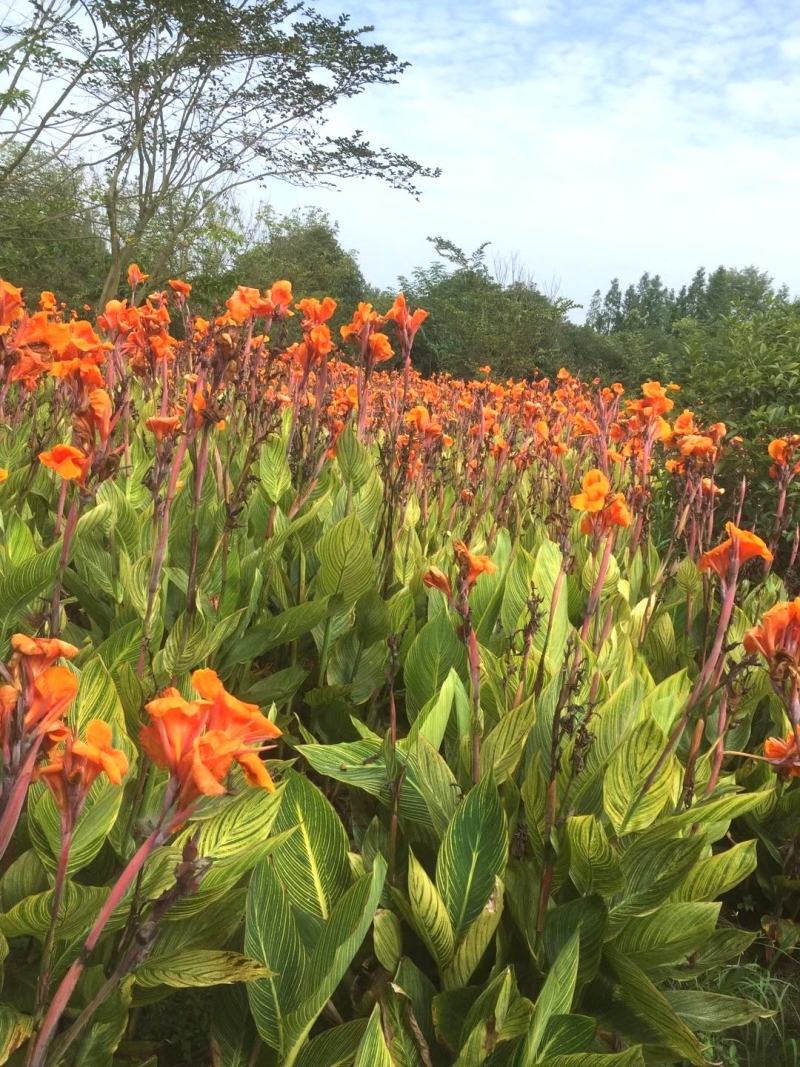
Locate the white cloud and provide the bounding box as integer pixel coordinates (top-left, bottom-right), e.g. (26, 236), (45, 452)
(261, 0), (800, 316)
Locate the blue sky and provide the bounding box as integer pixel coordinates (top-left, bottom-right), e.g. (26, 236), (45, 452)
(267, 0), (800, 314)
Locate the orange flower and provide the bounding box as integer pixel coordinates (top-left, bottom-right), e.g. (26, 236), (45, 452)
(26, 666), (79, 733)
(422, 567), (452, 598)
(744, 598), (800, 664)
(88, 387), (112, 442)
(0, 468), (7, 484)
(39, 444), (90, 482)
(168, 278), (192, 298)
(678, 434), (716, 457)
(340, 302), (383, 340)
(140, 688), (206, 777)
(127, 263), (149, 288)
(225, 285), (273, 325)
(570, 469), (610, 513)
(39, 290), (57, 313)
(140, 673), (281, 806)
(698, 522), (773, 578)
(385, 293), (428, 339)
(368, 332), (394, 363)
(0, 279), (24, 333)
(453, 540), (496, 589)
(270, 280), (293, 308)
(146, 415), (182, 442)
(296, 296), (337, 326)
(763, 732), (800, 777)
(36, 720), (128, 813)
(10, 634), (79, 684)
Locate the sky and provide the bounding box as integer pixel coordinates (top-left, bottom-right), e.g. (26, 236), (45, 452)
(266, 0), (800, 317)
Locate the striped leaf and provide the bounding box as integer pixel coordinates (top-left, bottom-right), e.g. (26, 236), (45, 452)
(436, 777), (508, 939)
(604, 717), (674, 834)
(443, 877), (504, 989)
(315, 514), (375, 606)
(408, 851), (455, 969)
(134, 949), (271, 989)
(606, 949), (707, 1065)
(293, 1021), (369, 1067)
(169, 785), (286, 916)
(271, 771), (351, 920)
(613, 903), (721, 970)
(565, 815), (623, 896)
(670, 839), (758, 902)
(540, 1051), (645, 1067)
(353, 1005), (393, 1067)
(0, 1005), (33, 1065)
(523, 930), (580, 1060)
(281, 857), (387, 1062)
(246, 859), (306, 1052)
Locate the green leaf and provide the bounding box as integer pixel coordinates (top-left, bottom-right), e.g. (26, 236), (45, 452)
(664, 990), (772, 1033)
(374, 908), (402, 973)
(0, 882), (108, 940)
(606, 949), (707, 1065)
(538, 1014), (596, 1057)
(523, 930), (580, 1060)
(293, 1021), (369, 1067)
(210, 986), (260, 1067)
(566, 816), (623, 896)
(443, 877), (504, 989)
(222, 598), (334, 666)
(0, 1005), (33, 1065)
(281, 857), (387, 1062)
(543, 897), (606, 988)
(316, 514), (375, 606)
(246, 859), (306, 1052)
(169, 786), (286, 916)
(670, 840), (758, 902)
(603, 717), (674, 833)
(480, 699), (536, 784)
(353, 1005), (393, 1067)
(0, 539), (62, 646)
(540, 1051), (645, 1067)
(260, 435), (292, 502)
(436, 777), (508, 939)
(407, 851), (455, 969)
(134, 950), (270, 988)
(271, 771), (352, 920)
(404, 612), (464, 716)
(613, 903), (721, 969)
(337, 425), (373, 493)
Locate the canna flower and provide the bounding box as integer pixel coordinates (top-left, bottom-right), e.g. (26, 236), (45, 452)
(296, 296), (337, 326)
(10, 634), (79, 684)
(570, 469), (610, 513)
(36, 720), (128, 814)
(270, 280), (293, 308)
(146, 415), (182, 442)
(743, 597), (800, 667)
(763, 732), (800, 777)
(39, 444), (90, 483)
(168, 278), (192, 298)
(140, 672), (281, 807)
(88, 387), (113, 443)
(340, 302), (383, 341)
(385, 293), (428, 342)
(0, 279), (24, 333)
(422, 567), (453, 599)
(26, 666), (80, 735)
(453, 540), (496, 589)
(127, 264), (149, 288)
(0, 468), (7, 484)
(368, 332), (394, 363)
(698, 522), (773, 579)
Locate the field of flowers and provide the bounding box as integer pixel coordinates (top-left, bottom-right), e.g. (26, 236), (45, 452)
(0, 269), (798, 1066)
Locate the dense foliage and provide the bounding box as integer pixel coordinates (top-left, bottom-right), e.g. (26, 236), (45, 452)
(0, 273), (798, 1065)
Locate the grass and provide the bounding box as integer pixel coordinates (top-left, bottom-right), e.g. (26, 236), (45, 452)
(689, 956), (800, 1066)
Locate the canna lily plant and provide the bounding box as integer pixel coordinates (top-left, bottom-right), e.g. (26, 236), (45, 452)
(0, 272), (795, 1065)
